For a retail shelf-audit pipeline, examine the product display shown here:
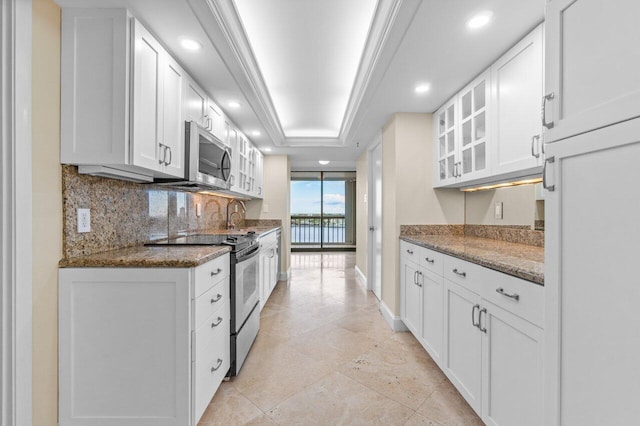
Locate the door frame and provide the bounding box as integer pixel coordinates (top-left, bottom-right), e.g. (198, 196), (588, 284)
(1, 1), (33, 424)
(366, 134), (382, 298)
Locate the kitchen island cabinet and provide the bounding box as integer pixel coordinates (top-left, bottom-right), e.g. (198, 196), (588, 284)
(58, 252), (230, 426)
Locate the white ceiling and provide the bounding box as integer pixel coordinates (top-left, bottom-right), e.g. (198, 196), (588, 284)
(55, 0), (545, 170)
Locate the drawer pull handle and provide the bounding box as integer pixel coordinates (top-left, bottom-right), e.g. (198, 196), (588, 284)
(479, 308), (487, 333)
(472, 304), (480, 328)
(416, 271), (423, 287)
(452, 269), (466, 277)
(210, 294), (222, 304)
(211, 358), (223, 372)
(496, 287), (520, 301)
(406, 249), (414, 255)
(425, 257), (435, 264)
(211, 317), (223, 328)
(211, 268), (222, 277)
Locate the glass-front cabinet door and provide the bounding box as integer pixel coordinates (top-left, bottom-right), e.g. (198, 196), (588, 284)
(459, 71), (490, 181)
(435, 97), (459, 186)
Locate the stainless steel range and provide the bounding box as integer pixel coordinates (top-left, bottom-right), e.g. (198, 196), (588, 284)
(147, 233), (260, 376)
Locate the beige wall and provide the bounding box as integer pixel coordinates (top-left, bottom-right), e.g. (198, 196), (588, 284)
(381, 113), (465, 315)
(465, 184), (536, 227)
(355, 151), (368, 279)
(32, 0), (62, 424)
(246, 155), (291, 276)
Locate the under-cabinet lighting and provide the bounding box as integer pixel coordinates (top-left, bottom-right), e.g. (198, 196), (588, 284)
(461, 177), (542, 192)
(318, 160), (330, 165)
(467, 11), (494, 30)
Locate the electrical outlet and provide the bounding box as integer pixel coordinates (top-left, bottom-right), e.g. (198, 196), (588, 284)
(195, 203), (202, 217)
(494, 202), (503, 220)
(78, 208), (91, 233)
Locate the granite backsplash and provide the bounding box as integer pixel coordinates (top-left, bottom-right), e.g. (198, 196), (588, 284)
(62, 165), (244, 259)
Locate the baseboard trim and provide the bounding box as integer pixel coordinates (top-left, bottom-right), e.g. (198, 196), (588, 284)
(380, 300), (408, 332)
(354, 265), (367, 289)
(278, 267), (291, 282)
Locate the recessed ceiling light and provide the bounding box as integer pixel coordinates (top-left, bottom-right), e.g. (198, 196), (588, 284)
(251, 131), (261, 137)
(180, 38), (202, 51)
(264, 147), (272, 152)
(318, 160), (330, 165)
(228, 101), (241, 109)
(467, 11), (493, 30)
(415, 83), (431, 94)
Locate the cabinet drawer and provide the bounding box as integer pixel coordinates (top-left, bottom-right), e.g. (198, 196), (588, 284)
(418, 246), (443, 276)
(400, 241), (420, 263)
(194, 253), (230, 298)
(481, 271), (544, 327)
(443, 256), (489, 292)
(193, 302), (230, 422)
(259, 230), (278, 247)
(194, 277), (229, 329)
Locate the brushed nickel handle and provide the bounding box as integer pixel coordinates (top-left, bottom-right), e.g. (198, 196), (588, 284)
(413, 270), (418, 285)
(406, 249), (414, 255)
(211, 317), (223, 328)
(158, 143), (166, 164)
(531, 135), (541, 158)
(542, 92), (555, 129)
(479, 308), (487, 333)
(496, 287), (520, 301)
(543, 156), (555, 192)
(472, 304), (480, 328)
(452, 268), (466, 278)
(425, 257), (435, 264)
(416, 271), (423, 287)
(210, 358), (223, 372)
(210, 268), (222, 276)
(165, 146), (172, 165)
(210, 294), (222, 304)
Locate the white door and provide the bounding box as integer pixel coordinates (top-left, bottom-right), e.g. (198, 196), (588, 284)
(160, 54), (185, 178)
(368, 142), (383, 300)
(184, 77), (207, 127)
(434, 98), (459, 186)
(544, 0), (640, 143)
(131, 19), (163, 172)
(544, 118), (640, 425)
(458, 72), (490, 182)
(444, 280), (482, 415)
(401, 259), (422, 336)
(492, 24), (544, 174)
(481, 301), (543, 426)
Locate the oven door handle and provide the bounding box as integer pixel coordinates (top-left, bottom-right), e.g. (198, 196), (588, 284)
(235, 246), (261, 263)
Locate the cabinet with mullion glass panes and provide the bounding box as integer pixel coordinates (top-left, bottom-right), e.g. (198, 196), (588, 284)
(459, 71), (490, 181)
(435, 96), (460, 186)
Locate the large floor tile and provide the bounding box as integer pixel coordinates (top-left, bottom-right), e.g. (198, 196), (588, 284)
(198, 383), (262, 426)
(416, 380), (484, 426)
(266, 372), (415, 426)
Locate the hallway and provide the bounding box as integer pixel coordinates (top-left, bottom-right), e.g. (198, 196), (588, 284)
(198, 252), (482, 425)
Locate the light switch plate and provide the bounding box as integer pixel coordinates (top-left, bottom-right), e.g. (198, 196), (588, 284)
(494, 202), (503, 220)
(78, 208), (91, 233)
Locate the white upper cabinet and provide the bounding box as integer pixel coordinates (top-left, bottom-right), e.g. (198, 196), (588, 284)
(205, 99), (228, 144)
(544, 0), (640, 143)
(491, 24), (544, 175)
(184, 77), (207, 128)
(255, 150), (264, 198)
(131, 19), (184, 178)
(434, 24), (545, 188)
(435, 97), (459, 186)
(61, 9), (185, 180)
(459, 72), (490, 181)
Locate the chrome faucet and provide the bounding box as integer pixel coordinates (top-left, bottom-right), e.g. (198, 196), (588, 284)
(226, 199), (246, 230)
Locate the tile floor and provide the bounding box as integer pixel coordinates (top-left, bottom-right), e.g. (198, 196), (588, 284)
(198, 252), (483, 426)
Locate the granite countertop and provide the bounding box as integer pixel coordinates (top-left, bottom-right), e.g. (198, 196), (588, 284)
(59, 226), (281, 268)
(400, 234), (544, 285)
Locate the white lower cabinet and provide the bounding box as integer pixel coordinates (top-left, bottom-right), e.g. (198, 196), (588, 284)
(59, 253), (230, 426)
(401, 241), (543, 424)
(258, 230), (280, 311)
